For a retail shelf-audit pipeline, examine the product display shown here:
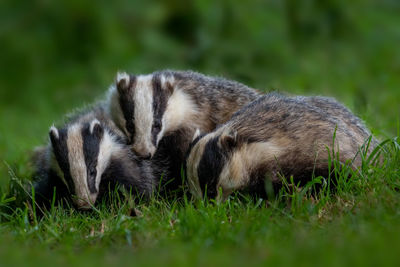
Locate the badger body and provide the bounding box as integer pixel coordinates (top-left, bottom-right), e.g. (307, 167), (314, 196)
(32, 104), (170, 210)
(107, 70), (261, 159)
(186, 93), (377, 199)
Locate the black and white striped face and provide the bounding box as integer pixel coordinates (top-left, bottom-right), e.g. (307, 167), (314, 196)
(187, 127), (287, 200)
(186, 129), (238, 199)
(114, 72), (175, 158)
(49, 120), (119, 209)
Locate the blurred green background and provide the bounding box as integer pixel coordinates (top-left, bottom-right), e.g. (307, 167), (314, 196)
(0, 2), (400, 265)
(0, 0), (399, 185)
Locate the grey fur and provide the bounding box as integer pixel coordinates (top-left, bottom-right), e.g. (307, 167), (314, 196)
(168, 70), (260, 130)
(186, 93), (378, 199)
(32, 103), (169, 210)
(107, 70), (261, 158)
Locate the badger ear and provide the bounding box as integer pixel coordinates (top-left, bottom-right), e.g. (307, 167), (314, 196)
(90, 119), (103, 138)
(192, 128), (202, 142)
(165, 81), (174, 96)
(49, 125), (59, 143)
(220, 130), (238, 150)
(115, 72), (130, 94)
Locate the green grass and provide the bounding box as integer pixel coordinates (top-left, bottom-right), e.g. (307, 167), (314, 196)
(1, 1), (400, 266)
(1, 137), (399, 266)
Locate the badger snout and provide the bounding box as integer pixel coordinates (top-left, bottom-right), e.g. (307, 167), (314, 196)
(132, 142), (156, 159)
(74, 193), (97, 210)
(74, 199), (92, 210)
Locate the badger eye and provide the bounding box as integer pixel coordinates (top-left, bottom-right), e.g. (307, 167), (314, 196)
(153, 121), (161, 130)
(126, 122), (135, 136)
(89, 168), (96, 177)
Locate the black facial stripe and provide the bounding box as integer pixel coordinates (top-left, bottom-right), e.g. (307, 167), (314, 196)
(191, 134), (206, 149)
(118, 75), (137, 142)
(82, 123), (103, 194)
(197, 136), (227, 198)
(50, 128), (74, 193)
(151, 74), (168, 145)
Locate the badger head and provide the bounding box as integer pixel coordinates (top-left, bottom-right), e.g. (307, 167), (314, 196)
(111, 72), (175, 159)
(186, 128), (240, 199)
(49, 119), (118, 210)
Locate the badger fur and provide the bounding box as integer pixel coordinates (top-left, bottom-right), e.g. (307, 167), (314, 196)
(32, 104), (170, 210)
(186, 93), (377, 200)
(106, 70), (260, 159)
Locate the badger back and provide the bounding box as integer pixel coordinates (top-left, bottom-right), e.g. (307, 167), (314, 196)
(299, 95), (373, 141)
(186, 93), (377, 199)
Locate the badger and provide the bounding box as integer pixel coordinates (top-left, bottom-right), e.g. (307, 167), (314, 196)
(106, 70), (260, 159)
(32, 104), (170, 210)
(186, 93), (377, 200)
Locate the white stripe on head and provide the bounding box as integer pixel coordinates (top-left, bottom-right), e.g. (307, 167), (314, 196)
(67, 121), (122, 209)
(132, 74), (156, 157)
(66, 123), (89, 207)
(95, 129), (121, 195)
(160, 88), (198, 144)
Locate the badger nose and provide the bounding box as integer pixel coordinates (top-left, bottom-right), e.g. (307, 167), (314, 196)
(143, 153), (152, 159)
(132, 144), (156, 159)
(133, 150), (152, 159)
(74, 199), (92, 210)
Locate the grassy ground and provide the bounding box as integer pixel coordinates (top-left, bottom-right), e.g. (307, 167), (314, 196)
(1, 1), (400, 266)
(1, 142), (400, 266)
